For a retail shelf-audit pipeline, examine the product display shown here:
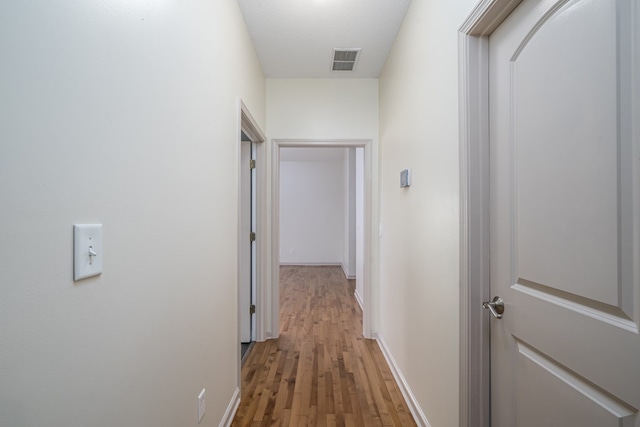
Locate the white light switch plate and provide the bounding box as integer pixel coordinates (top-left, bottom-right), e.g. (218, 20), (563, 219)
(74, 224), (103, 281)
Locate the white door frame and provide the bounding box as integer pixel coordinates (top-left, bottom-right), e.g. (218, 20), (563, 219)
(237, 99), (266, 382)
(271, 139), (375, 339)
(458, 1), (523, 426)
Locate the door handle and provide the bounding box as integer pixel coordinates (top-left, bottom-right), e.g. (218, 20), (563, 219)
(483, 296), (504, 319)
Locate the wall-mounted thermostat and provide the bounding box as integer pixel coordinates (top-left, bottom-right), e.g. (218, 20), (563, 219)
(400, 169), (411, 188)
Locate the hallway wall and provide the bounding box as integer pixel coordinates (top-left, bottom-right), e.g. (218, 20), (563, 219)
(343, 148), (357, 278)
(280, 148), (347, 265)
(0, 1), (265, 426)
(267, 79), (379, 142)
(378, 0), (477, 426)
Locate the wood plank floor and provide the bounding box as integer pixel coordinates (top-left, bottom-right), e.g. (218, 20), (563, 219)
(231, 266), (417, 427)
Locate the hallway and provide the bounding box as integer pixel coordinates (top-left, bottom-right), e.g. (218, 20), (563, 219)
(232, 266), (417, 426)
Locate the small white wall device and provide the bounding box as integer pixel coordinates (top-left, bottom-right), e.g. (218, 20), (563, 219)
(73, 224), (103, 281)
(400, 169), (411, 188)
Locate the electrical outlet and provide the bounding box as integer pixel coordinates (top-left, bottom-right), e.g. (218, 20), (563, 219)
(197, 388), (205, 423)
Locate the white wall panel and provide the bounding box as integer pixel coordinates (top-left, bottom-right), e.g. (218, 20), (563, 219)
(378, 0), (477, 426)
(0, 1), (265, 425)
(345, 148), (357, 278)
(355, 147), (365, 302)
(280, 150), (346, 264)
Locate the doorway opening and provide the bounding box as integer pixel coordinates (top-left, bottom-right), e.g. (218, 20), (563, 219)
(237, 100), (266, 373)
(278, 146), (363, 304)
(271, 139), (375, 339)
(240, 133), (255, 362)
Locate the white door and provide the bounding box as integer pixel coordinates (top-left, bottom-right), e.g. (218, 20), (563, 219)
(489, 0), (640, 425)
(250, 141), (257, 341)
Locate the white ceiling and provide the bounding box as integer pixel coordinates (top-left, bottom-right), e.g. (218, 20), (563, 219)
(236, 0), (412, 78)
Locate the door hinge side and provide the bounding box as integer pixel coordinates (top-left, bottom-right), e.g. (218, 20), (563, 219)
(250, 159), (256, 169)
(250, 232), (256, 242)
(249, 304), (256, 315)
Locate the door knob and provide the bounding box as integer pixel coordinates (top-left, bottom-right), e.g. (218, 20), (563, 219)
(483, 296), (504, 319)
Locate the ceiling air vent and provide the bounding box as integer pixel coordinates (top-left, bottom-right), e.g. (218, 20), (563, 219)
(332, 48), (361, 72)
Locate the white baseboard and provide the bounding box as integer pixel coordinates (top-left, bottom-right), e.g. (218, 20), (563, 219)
(354, 289), (364, 310)
(279, 262), (342, 266)
(218, 387), (240, 427)
(278, 262), (355, 278)
(341, 263), (356, 280)
(374, 333), (431, 427)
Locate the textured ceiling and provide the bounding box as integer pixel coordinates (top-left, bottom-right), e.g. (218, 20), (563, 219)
(237, 0), (412, 78)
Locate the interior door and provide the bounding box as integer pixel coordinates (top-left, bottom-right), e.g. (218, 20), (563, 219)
(488, 0), (640, 425)
(250, 141), (257, 342)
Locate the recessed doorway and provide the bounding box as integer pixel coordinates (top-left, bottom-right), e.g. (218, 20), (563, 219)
(271, 139), (375, 339)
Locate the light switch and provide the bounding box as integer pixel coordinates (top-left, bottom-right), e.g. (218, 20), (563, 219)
(74, 224), (103, 281)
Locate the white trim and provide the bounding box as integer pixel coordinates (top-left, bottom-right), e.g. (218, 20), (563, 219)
(218, 387), (241, 427)
(341, 263), (356, 279)
(460, 0), (521, 36)
(240, 101), (266, 143)
(279, 262), (342, 266)
(238, 100), (268, 344)
(374, 333), (431, 427)
(279, 262), (356, 279)
(272, 139), (375, 339)
(354, 289), (364, 311)
(458, 2), (522, 427)
(236, 99), (267, 396)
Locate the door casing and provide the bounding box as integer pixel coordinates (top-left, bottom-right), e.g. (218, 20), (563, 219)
(237, 99), (266, 385)
(458, 1), (524, 426)
(271, 139), (376, 340)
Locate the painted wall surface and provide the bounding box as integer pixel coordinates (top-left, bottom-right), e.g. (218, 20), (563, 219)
(378, 0), (477, 426)
(343, 148), (357, 278)
(280, 149), (346, 264)
(267, 79), (379, 142)
(0, 1), (265, 426)
(355, 147), (365, 305)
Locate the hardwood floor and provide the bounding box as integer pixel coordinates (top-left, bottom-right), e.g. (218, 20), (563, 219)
(231, 266), (417, 427)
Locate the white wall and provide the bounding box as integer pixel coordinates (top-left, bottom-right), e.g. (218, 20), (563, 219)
(343, 148), (357, 278)
(355, 147), (365, 305)
(280, 148), (346, 264)
(0, 1), (265, 426)
(267, 79), (379, 142)
(378, 1), (477, 426)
